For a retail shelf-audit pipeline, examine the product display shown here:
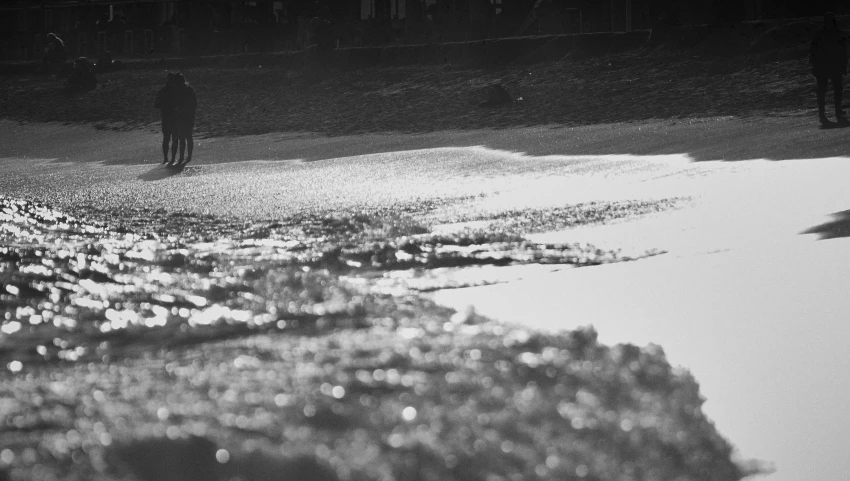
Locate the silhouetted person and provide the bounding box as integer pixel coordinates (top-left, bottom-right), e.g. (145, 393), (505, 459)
(43, 33), (66, 67)
(810, 13), (848, 124)
(172, 73), (197, 164)
(64, 57), (97, 92)
(154, 72), (179, 163)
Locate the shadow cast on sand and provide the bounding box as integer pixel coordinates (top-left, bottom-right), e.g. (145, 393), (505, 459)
(801, 209), (850, 240)
(279, 114), (850, 164)
(5, 111), (850, 172)
(818, 119), (850, 130)
(137, 163), (192, 181)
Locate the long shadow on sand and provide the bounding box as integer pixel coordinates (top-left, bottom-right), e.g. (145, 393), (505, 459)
(4, 113), (850, 169)
(801, 209), (850, 240)
(138, 163), (188, 181)
(477, 114), (850, 163)
(200, 115), (850, 164)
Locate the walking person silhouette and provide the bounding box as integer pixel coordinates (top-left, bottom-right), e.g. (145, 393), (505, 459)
(810, 13), (848, 125)
(154, 73), (179, 164)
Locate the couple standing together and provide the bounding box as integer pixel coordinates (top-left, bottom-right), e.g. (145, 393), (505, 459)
(154, 72), (197, 165)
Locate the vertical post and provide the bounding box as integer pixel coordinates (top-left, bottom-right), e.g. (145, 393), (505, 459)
(625, 0), (631, 31)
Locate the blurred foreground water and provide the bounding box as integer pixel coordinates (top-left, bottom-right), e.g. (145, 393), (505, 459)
(1, 195), (670, 366)
(0, 195), (755, 481)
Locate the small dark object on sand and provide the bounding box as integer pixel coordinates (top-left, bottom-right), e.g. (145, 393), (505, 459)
(479, 84), (512, 107)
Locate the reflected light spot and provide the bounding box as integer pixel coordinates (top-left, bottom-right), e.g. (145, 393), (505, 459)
(0, 449), (14, 464)
(387, 433), (404, 448)
(402, 406), (417, 422)
(216, 449), (230, 464)
(1, 321), (21, 334)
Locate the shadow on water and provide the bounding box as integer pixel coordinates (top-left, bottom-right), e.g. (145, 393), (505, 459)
(801, 209), (850, 239)
(112, 436), (339, 481)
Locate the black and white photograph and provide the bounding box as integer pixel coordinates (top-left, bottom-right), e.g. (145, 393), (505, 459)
(1, 1), (848, 481)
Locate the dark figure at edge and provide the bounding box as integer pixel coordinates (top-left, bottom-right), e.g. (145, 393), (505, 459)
(173, 73), (197, 164)
(43, 33), (66, 68)
(154, 72), (179, 163)
(810, 13), (848, 125)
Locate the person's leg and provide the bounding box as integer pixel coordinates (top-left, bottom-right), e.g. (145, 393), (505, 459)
(817, 74), (829, 122)
(170, 132), (178, 162)
(186, 134), (193, 162)
(833, 73), (845, 119)
(178, 135), (186, 163)
(185, 123), (194, 162)
(161, 132), (170, 163)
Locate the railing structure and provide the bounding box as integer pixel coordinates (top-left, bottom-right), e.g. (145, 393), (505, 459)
(4, 0), (845, 63)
